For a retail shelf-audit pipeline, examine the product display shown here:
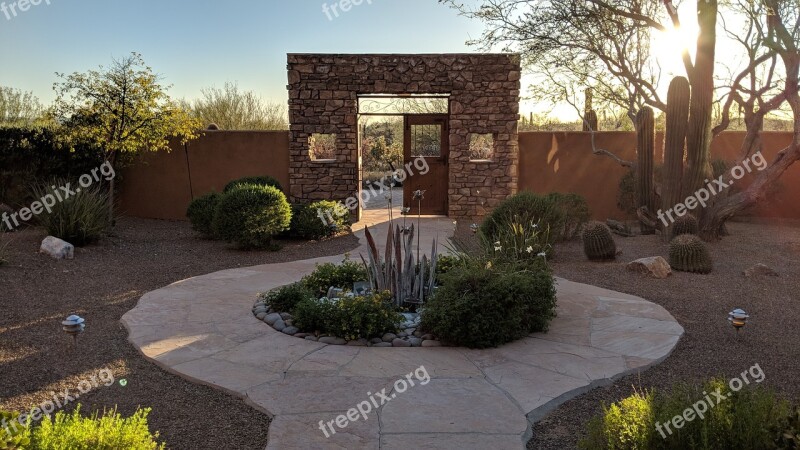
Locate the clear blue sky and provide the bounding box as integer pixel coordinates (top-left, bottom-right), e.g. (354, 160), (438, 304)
(0, 0), (487, 106)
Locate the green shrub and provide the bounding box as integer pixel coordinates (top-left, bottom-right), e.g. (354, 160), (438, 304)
(421, 262), (557, 348)
(302, 258), (369, 297)
(481, 216), (554, 263)
(223, 175), (282, 193)
(292, 297), (338, 333)
(211, 183), (291, 249)
(293, 292), (402, 340)
(435, 254), (464, 284)
(262, 282), (315, 313)
(30, 406), (165, 450)
(773, 407), (800, 449)
(579, 378), (792, 450)
(287, 201), (350, 240)
(186, 192), (220, 238)
(0, 410), (30, 449)
(326, 292), (402, 340)
(481, 192), (587, 246)
(30, 182), (109, 246)
(548, 192), (591, 241)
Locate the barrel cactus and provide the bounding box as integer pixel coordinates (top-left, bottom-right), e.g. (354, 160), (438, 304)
(582, 221), (617, 261)
(671, 213), (699, 238)
(669, 234), (713, 274)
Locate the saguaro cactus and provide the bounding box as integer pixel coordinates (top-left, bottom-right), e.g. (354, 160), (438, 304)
(636, 106), (655, 234)
(583, 110), (598, 132)
(661, 76), (691, 241)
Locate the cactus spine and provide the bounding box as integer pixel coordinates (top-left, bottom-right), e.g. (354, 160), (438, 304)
(669, 234), (713, 274)
(582, 221), (617, 261)
(662, 77), (691, 241)
(636, 106), (656, 235)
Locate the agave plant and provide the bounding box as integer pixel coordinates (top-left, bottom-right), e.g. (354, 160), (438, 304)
(361, 223), (437, 308)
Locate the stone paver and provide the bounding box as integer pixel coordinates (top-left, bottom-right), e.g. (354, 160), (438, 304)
(122, 215), (683, 449)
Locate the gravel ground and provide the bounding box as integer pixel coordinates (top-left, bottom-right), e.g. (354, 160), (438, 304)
(0, 218), (359, 450)
(462, 220), (800, 450)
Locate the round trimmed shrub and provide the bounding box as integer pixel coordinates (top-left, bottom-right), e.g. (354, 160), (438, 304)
(211, 184), (291, 249)
(186, 192), (220, 238)
(288, 201), (350, 240)
(481, 192), (563, 245)
(262, 282), (315, 313)
(421, 263), (557, 349)
(223, 176), (282, 193)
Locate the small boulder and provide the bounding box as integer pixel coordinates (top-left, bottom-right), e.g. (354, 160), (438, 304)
(264, 313), (282, 325)
(280, 312), (293, 320)
(408, 337), (423, 347)
(272, 319), (286, 331)
(369, 337), (383, 345)
(282, 326), (299, 335)
(382, 333), (397, 343)
(256, 312), (267, 320)
(627, 256), (671, 279)
(40, 236), (74, 260)
(392, 338), (412, 347)
(743, 263), (779, 278)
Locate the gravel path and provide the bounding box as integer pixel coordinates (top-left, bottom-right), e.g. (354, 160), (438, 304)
(0, 218), (359, 450)
(490, 220), (800, 449)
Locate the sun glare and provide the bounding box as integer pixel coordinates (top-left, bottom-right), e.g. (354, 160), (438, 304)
(652, 23), (699, 76)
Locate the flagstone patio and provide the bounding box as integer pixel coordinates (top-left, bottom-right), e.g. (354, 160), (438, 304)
(121, 216), (683, 449)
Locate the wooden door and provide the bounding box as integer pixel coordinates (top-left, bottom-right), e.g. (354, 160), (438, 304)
(403, 115), (449, 215)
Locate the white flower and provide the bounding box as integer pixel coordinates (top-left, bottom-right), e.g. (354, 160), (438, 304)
(533, 223), (539, 228)
(494, 241), (501, 246)
(494, 245), (502, 252)
(537, 252), (547, 257)
(526, 246), (534, 253)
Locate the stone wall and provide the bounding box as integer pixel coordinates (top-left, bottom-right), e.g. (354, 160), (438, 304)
(286, 53), (521, 219)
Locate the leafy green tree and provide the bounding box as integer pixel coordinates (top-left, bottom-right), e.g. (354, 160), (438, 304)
(53, 52), (201, 223)
(188, 82), (288, 130)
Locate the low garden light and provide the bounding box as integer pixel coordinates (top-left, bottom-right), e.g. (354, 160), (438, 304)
(728, 308), (749, 332)
(62, 314), (85, 346)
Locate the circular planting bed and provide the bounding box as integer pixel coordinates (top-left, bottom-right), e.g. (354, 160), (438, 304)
(252, 295), (442, 347)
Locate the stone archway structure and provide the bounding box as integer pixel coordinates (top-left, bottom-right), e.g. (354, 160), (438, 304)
(286, 53), (521, 220)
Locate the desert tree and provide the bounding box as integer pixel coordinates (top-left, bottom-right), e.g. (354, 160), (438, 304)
(0, 86), (45, 126)
(53, 52), (201, 223)
(188, 82), (288, 130)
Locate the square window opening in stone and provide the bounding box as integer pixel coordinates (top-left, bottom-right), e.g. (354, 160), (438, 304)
(469, 134), (495, 161)
(309, 133), (337, 161)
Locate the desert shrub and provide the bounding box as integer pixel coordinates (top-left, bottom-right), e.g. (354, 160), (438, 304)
(302, 258), (369, 297)
(421, 262), (557, 348)
(327, 292), (403, 340)
(186, 192), (220, 238)
(435, 253), (464, 283)
(0, 410), (30, 449)
(30, 406), (165, 450)
(618, 169), (638, 215)
(223, 175), (282, 193)
(287, 201), (349, 240)
(292, 297), (338, 333)
(482, 216), (554, 263)
(211, 183), (291, 249)
(262, 282), (315, 313)
(580, 378), (791, 450)
(548, 192), (590, 240)
(30, 182), (110, 246)
(773, 407), (800, 449)
(0, 238), (9, 266)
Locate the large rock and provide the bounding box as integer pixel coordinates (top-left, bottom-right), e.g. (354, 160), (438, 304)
(40, 236), (74, 260)
(627, 256), (671, 279)
(743, 263), (779, 278)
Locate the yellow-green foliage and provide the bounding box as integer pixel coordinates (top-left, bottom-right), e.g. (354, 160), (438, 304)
(1, 410), (30, 449)
(582, 390), (654, 450)
(29, 406), (165, 450)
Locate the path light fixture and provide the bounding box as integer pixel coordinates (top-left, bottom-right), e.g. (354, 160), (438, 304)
(62, 314), (85, 346)
(728, 308), (749, 332)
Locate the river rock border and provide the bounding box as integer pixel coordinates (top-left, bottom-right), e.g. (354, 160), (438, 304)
(252, 297), (442, 348)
